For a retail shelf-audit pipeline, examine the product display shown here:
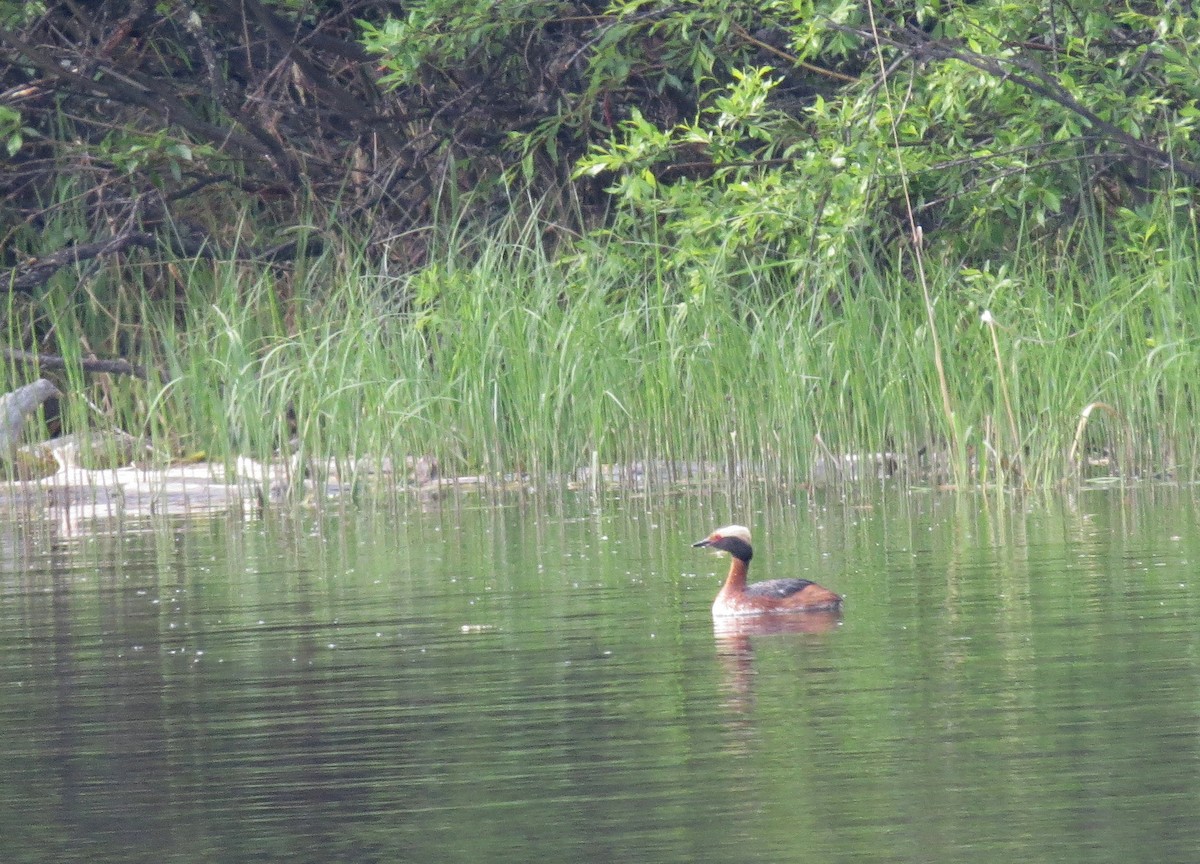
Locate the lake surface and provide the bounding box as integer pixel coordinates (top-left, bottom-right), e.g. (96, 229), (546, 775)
(3, 486), (1200, 863)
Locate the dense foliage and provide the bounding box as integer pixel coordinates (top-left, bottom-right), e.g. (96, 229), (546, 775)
(3, 0), (1197, 276)
(0, 0), (1197, 485)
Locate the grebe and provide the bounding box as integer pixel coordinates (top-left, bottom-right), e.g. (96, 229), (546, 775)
(693, 524), (843, 617)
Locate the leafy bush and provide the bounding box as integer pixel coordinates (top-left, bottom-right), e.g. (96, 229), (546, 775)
(565, 0), (1200, 272)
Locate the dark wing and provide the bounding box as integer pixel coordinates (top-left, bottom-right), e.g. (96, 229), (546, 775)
(744, 578), (816, 599)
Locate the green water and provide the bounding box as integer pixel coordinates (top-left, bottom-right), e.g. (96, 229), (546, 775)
(3, 488), (1200, 863)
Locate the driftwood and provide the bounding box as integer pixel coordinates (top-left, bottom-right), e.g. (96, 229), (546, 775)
(0, 378), (59, 457)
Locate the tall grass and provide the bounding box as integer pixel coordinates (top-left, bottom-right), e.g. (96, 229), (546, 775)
(10, 201), (1200, 492)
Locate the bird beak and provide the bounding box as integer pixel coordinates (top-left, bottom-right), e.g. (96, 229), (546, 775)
(692, 537), (713, 548)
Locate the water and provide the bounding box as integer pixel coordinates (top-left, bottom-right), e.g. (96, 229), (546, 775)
(3, 488), (1200, 863)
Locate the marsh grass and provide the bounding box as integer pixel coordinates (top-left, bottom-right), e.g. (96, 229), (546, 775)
(8, 202), (1200, 493)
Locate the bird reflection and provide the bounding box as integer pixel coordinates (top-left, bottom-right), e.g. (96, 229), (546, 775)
(713, 611), (843, 719)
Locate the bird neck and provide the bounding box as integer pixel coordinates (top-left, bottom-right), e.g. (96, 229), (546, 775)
(722, 556), (750, 593)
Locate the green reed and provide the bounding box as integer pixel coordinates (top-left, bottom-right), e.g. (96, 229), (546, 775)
(11, 199), (1200, 491)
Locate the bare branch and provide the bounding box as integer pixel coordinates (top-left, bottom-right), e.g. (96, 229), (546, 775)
(2, 350), (147, 380)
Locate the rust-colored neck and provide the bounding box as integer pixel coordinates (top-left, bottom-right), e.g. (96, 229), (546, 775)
(721, 556), (749, 595)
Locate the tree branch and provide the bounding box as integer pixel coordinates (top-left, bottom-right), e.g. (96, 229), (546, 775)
(1, 232), (159, 294)
(832, 19), (1200, 182)
(2, 349), (147, 380)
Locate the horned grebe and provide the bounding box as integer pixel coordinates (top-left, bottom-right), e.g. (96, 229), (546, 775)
(693, 524), (843, 617)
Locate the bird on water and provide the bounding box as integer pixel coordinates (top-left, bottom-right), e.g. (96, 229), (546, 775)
(693, 524), (843, 617)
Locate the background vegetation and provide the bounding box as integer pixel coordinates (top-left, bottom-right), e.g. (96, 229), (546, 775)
(1, 0), (1197, 488)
